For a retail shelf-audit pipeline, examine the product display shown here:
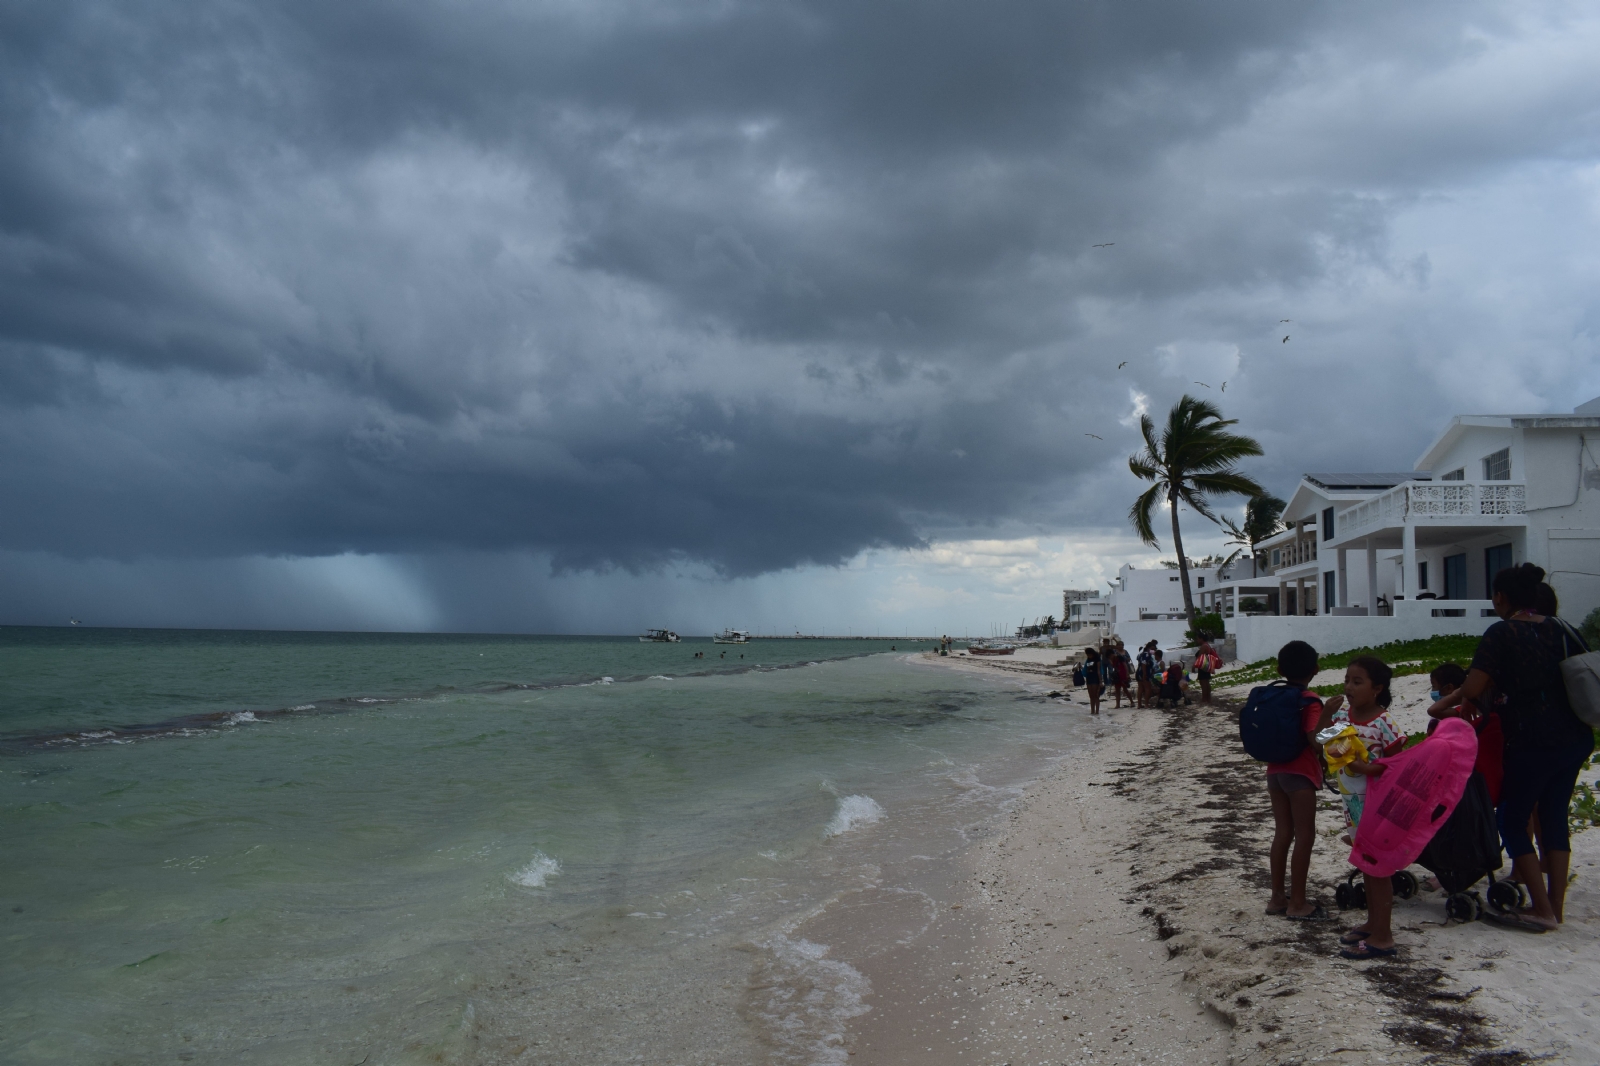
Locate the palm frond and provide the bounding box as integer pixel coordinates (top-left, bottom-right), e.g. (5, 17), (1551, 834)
(1129, 483), (1165, 547)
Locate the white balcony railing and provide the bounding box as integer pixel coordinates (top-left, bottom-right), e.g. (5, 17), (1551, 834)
(1336, 481), (1526, 541)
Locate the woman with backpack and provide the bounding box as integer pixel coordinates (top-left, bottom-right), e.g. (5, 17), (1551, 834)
(1427, 563), (1594, 930)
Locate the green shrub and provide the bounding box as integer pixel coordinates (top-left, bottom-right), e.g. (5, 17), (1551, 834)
(1216, 633), (1482, 686)
(1188, 613), (1225, 641)
(1582, 607), (1600, 648)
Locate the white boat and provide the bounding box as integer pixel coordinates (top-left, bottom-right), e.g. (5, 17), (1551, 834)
(639, 629), (680, 643)
(713, 629), (750, 644)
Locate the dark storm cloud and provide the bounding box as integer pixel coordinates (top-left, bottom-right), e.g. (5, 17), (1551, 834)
(3, 0), (1599, 578)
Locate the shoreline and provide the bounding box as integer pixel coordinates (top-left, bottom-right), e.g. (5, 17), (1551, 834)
(841, 650), (1600, 1065)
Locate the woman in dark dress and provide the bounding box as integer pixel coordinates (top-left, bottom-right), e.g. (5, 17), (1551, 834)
(1428, 563), (1593, 929)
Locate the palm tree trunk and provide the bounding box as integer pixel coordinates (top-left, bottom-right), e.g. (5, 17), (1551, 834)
(1170, 489), (1196, 623)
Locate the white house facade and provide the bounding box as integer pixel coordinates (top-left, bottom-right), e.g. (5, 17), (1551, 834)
(1125, 396), (1600, 662)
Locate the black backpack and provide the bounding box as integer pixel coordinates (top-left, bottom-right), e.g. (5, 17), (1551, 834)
(1238, 680), (1309, 763)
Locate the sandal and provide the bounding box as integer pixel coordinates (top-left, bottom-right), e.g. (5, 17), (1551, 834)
(1338, 928), (1371, 945)
(1339, 940), (1398, 960)
(1484, 910), (1554, 933)
(1285, 904), (1331, 922)
(1264, 905), (1287, 916)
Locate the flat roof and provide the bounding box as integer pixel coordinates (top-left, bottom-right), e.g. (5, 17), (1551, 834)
(1303, 472), (1430, 490)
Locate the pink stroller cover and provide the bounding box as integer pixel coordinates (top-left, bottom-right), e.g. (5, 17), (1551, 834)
(1350, 717), (1478, 878)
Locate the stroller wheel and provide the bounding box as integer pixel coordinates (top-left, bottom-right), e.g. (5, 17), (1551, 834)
(1391, 870), (1418, 900)
(1335, 882), (1352, 909)
(1352, 881), (1368, 909)
(1445, 893), (1475, 923)
(1486, 879), (1522, 913)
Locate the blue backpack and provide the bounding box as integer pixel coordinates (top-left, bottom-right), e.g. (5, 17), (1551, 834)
(1238, 680), (1309, 763)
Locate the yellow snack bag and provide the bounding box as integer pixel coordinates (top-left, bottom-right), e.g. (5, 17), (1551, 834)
(1315, 724), (1368, 775)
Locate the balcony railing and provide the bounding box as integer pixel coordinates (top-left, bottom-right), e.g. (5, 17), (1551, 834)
(1269, 539), (1318, 571)
(1335, 481), (1526, 542)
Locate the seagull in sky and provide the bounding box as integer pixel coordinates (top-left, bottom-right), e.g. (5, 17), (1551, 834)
(1117, 360), (1128, 369)
(1084, 433), (1103, 440)
(1220, 381), (1227, 392)
(1194, 381), (1211, 388)
(1092, 243), (1115, 248)
(1279, 319), (1292, 323)
(1282, 335), (1290, 343)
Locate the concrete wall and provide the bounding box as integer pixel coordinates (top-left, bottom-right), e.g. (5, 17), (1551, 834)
(1424, 423), (1521, 483)
(1522, 427), (1600, 623)
(1226, 601), (1497, 664)
(1112, 619), (1193, 652)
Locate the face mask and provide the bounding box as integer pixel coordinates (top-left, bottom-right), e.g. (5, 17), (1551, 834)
(1429, 690), (1441, 702)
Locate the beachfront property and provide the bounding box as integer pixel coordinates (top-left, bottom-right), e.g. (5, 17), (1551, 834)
(1190, 396), (1600, 662)
(1059, 564), (1223, 648)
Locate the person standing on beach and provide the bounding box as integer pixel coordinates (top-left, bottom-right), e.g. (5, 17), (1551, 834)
(1194, 638), (1221, 704)
(1263, 640), (1328, 922)
(1111, 642), (1131, 708)
(1427, 563), (1594, 930)
(1083, 647), (1104, 715)
(1135, 642), (1156, 708)
(1326, 656), (1405, 958)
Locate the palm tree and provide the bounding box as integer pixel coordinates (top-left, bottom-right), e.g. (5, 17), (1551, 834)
(1218, 494), (1287, 574)
(1128, 395), (1266, 623)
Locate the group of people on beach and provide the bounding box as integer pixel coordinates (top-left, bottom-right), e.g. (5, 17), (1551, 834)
(1263, 562), (1594, 960)
(1073, 636), (1222, 714)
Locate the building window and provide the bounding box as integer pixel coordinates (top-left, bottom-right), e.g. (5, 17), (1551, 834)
(1482, 448), (1510, 481)
(1444, 553), (1468, 600)
(1322, 507), (1334, 540)
(1197, 577), (1205, 588)
(1418, 560), (1429, 591)
(1441, 468), (1464, 481)
(1324, 571), (1336, 612)
(1271, 549), (1281, 566)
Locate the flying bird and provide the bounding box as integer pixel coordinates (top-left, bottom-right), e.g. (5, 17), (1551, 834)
(1194, 381), (1211, 388)
(1084, 433), (1103, 440)
(1117, 360), (1128, 369)
(1220, 381), (1227, 392)
(1282, 335), (1290, 343)
(1279, 319), (1292, 323)
(1092, 243), (1115, 248)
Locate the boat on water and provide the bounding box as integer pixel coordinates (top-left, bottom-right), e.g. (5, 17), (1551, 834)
(639, 629), (680, 643)
(712, 629), (750, 644)
(965, 642), (1016, 656)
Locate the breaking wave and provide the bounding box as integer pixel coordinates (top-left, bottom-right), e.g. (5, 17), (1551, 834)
(823, 795), (884, 838)
(509, 851), (561, 888)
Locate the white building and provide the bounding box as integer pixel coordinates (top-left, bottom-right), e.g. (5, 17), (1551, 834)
(1196, 396), (1600, 662)
(1102, 562), (1222, 649)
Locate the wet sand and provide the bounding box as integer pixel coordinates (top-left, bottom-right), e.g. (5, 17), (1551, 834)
(847, 650), (1600, 1065)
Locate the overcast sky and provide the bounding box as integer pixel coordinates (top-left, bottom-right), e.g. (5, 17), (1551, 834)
(3, 0), (1598, 634)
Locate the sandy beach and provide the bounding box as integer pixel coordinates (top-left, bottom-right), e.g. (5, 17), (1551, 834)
(830, 649), (1600, 1065)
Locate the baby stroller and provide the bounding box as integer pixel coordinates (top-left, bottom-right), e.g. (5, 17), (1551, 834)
(1414, 770), (1527, 922)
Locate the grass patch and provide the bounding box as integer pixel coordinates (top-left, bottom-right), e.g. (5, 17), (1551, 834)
(1216, 633), (1482, 687)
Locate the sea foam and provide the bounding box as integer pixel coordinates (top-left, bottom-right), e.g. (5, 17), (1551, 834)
(823, 795), (884, 838)
(510, 851), (561, 888)
(745, 934), (871, 1065)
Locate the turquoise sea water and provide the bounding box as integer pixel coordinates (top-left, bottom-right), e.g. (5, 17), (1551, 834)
(1, 629), (1090, 1065)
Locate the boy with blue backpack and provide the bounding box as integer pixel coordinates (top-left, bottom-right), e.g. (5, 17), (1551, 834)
(1240, 640), (1333, 920)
